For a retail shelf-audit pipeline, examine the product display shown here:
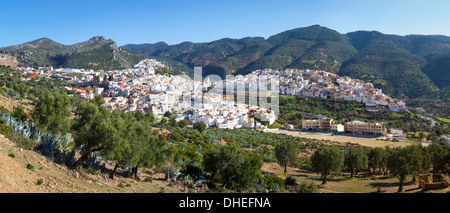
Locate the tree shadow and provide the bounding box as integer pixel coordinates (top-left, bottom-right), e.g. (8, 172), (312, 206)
(369, 180), (416, 189)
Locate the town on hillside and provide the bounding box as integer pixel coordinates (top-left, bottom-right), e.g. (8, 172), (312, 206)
(15, 59), (449, 144)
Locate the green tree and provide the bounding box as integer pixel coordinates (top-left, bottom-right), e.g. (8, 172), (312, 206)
(193, 121), (207, 133)
(13, 83), (28, 98)
(104, 111), (170, 179)
(164, 111), (172, 118)
(32, 90), (71, 135)
(12, 105), (27, 122)
(72, 103), (115, 164)
(103, 110), (131, 178)
(444, 151), (450, 179)
(311, 146), (345, 184)
(344, 147), (368, 178)
(418, 132), (425, 141)
(145, 111), (155, 123)
(387, 145), (426, 192)
(368, 147), (387, 175)
(427, 132), (439, 143)
(427, 144), (450, 174)
(127, 120), (169, 179)
(160, 118), (167, 125)
(212, 142), (263, 191)
(275, 140), (298, 173)
(92, 94), (105, 106)
(178, 119), (189, 128)
(169, 117), (178, 127)
(202, 145), (221, 182)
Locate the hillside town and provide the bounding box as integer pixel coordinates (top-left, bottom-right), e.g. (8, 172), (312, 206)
(247, 68), (407, 112)
(15, 59), (426, 136)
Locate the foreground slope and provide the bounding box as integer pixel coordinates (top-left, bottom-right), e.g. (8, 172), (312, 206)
(0, 134), (183, 193)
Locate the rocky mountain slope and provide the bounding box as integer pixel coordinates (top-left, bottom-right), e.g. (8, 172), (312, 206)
(0, 36), (147, 71)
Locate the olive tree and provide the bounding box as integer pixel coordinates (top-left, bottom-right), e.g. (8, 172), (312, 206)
(275, 140), (298, 173)
(311, 146), (345, 184)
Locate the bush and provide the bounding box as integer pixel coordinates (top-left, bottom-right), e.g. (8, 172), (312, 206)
(263, 175), (285, 192)
(285, 176), (297, 186)
(144, 177), (153, 183)
(170, 131), (185, 141)
(26, 163), (35, 171)
(36, 179), (44, 185)
(297, 182), (318, 193)
(12, 105), (27, 122)
(0, 122), (12, 136)
(298, 157), (312, 170)
(8, 152), (15, 158)
(10, 134), (34, 151)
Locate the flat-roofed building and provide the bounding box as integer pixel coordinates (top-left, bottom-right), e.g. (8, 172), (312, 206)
(302, 116), (336, 131)
(345, 121), (387, 136)
(331, 123), (345, 132)
(302, 119), (321, 130)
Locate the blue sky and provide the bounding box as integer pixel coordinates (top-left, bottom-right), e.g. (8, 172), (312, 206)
(1, 0), (450, 47)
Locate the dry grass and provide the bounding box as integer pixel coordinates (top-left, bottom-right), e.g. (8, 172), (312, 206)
(0, 94), (33, 114)
(272, 130), (414, 148)
(261, 162), (450, 193)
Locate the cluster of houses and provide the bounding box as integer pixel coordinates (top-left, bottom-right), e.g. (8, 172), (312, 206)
(245, 68), (408, 111)
(16, 59), (439, 135)
(74, 59), (277, 130)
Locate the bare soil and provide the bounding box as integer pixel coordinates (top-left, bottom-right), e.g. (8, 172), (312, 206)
(0, 54), (18, 68)
(0, 134), (184, 193)
(272, 130), (414, 148)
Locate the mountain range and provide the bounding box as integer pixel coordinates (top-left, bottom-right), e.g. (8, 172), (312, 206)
(0, 36), (146, 71)
(122, 25), (450, 100)
(1, 25), (450, 100)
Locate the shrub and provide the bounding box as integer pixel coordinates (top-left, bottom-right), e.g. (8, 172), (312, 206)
(8, 152), (15, 158)
(10, 134), (34, 151)
(297, 182), (318, 193)
(263, 175), (285, 192)
(170, 131), (185, 141)
(0, 122), (12, 136)
(36, 179), (43, 185)
(144, 177), (153, 183)
(285, 176), (297, 186)
(298, 157), (312, 170)
(26, 163), (35, 171)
